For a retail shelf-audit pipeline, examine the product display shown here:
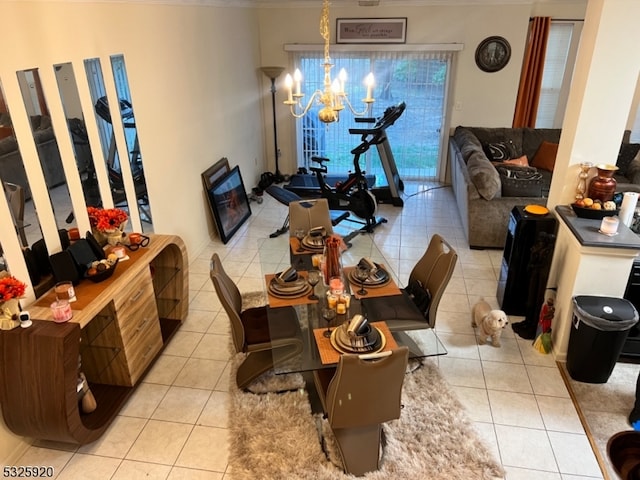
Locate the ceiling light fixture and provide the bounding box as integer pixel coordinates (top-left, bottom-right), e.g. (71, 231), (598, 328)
(283, 0), (375, 124)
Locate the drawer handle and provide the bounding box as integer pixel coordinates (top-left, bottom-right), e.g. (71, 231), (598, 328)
(142, 344), (154, 359)
(129, 289), (145, 303)
(134, 318), (150, 335)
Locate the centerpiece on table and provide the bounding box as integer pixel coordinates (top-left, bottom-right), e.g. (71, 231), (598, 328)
(87, 207), (129, 246)
(0, 272), (26, 330)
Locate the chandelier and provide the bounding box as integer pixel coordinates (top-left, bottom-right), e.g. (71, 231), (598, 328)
(283, 0), (375, 124)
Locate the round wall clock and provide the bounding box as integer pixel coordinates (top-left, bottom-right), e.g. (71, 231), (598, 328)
(475, 36), (511, 73)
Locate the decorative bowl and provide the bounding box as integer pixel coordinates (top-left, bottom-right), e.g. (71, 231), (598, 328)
(85, 259), (118, 283)
(571, 203), (619, 220)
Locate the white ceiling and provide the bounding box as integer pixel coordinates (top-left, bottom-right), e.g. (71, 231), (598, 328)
(141, 0), (584, 6)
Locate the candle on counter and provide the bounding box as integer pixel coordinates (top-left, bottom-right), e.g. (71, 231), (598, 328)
(600, 216), (619, 235)
(51, 300), (73, 323)
(620, 192), (639, 227)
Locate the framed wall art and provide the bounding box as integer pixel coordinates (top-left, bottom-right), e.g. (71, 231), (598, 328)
(336, 18), (407, 44)
(201, 157), (230, 191)
(205, 166), (251, 244)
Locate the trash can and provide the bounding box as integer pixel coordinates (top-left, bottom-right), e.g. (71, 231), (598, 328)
(567, 296), (638, 383)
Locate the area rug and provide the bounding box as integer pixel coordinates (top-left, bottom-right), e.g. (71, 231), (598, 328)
(228, 355), (505, 479)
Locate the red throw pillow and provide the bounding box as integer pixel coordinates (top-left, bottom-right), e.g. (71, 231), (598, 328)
(532, 141), (559, 172)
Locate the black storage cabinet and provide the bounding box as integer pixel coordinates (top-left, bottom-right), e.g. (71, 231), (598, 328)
(567, 296), (638, 383)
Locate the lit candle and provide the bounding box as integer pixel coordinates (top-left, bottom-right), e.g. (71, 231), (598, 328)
(600, 216), (619, 235)
(284, 74), (293, 102)
(338, 68), (347, 94)
(364, 73), (374, 101)
(331, 79), (342, 108)
(293, 69), (302, 96)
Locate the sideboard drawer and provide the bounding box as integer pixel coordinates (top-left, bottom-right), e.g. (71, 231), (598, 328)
(113, 271), (155, 314)
(124, 315), (163, 385)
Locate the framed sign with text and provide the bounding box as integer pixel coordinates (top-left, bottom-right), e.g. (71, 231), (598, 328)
(336, 18), (407, 44)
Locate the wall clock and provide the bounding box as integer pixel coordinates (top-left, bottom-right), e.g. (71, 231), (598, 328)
(475, 36), (511, 73)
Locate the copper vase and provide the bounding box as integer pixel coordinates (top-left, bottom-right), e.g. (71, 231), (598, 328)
(588, 164), (619, 203)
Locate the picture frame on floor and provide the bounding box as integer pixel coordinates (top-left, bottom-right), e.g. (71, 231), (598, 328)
(205, 166), (252, 244)
(201, 157), (230, 191)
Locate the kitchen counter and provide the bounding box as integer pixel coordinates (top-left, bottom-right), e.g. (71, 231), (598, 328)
(555, 205), (640, 250)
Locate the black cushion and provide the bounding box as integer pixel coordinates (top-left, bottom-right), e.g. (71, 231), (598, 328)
(617, 143), (640, 177)
(483, 140), (518, 161)
(362, 291), (427, 324)
(496, 165), (543, 197)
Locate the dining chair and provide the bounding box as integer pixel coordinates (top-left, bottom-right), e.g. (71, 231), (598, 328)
(288, 198), (334, 236)
(209, 253), (303, 390)
(407, 233), (458, 329)
(3, 182), (27, 247)
(313, 346), (409, 476)
(363, 233), (458, 331)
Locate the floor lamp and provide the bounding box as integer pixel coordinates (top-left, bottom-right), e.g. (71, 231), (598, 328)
(260, 66), (285, 184)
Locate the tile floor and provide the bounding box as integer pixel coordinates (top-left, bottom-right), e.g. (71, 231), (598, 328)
(15, 182), (610, 479)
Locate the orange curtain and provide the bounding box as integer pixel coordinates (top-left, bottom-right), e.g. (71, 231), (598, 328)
(512, 17), (551, 128)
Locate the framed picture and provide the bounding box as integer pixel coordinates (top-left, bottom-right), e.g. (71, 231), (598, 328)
(206, 166), (252, 244)
(201, 157), (230, 191)
(336, 18), (407, 44)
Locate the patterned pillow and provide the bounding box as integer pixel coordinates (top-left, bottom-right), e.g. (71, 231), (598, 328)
(483, 140), (518, 162)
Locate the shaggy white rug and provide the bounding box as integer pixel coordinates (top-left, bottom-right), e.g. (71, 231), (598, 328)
(229, 292), (504, 479)
(228, 358), (504, 479)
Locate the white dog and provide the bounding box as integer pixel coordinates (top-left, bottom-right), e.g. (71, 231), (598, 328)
(471, 299), (509, 347)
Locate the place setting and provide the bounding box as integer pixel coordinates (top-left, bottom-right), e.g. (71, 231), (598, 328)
(265, 266), (322, 307)
(344, 257), (399, 299)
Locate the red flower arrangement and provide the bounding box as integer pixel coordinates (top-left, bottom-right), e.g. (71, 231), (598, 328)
(87, 207), (129, 233)
(0, 274), (26, 302)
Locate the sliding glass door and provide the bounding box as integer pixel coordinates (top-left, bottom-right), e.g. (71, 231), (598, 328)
(293, 50), (453, 181)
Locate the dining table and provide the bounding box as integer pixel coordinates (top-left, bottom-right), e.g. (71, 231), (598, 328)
(257, 234), (447, 375)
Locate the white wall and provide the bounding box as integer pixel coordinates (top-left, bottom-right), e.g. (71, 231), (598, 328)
(256, 2), (587, 176)
(0, 1), (262, 463)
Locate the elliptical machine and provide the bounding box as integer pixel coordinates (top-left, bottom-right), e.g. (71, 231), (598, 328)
(309, 129), (387, 234)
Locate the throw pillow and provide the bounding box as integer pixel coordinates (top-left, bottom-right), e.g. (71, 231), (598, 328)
(532, 141), (559, 172)
(502, 155), (529, 167)
(617, 143), (640, 177)
(496, 165), (543, 197)
(483, 140), (518, 162)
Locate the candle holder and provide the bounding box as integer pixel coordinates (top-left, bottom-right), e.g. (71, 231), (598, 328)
(575, 162), (593, 200)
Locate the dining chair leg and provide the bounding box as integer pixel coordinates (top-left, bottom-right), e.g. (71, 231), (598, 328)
(332, 424), (382, 476)
(237, 342), (303, 390)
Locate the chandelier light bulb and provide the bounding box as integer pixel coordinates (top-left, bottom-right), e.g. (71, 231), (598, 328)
(281, 0), (374, 123)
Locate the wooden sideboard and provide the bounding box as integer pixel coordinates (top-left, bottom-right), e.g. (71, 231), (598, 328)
(0, 234), (188, 444)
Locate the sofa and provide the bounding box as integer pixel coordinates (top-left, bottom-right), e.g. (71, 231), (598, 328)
(449, 126), (640, 249)
(0, 113), (66, 199)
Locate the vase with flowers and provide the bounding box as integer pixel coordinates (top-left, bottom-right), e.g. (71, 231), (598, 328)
(0, 273), (26, 330)
(87, 207), (129, 246)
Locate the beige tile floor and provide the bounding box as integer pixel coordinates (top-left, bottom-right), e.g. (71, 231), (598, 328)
(15, 182), (612, 479)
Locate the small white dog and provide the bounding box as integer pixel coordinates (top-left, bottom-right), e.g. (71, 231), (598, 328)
(471, 298), (509, 347)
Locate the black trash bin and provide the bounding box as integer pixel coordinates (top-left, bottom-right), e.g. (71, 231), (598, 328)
(567, 296), (638, 383)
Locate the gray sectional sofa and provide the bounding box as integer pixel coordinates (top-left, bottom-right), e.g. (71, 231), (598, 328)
(449, 126), (640, 249)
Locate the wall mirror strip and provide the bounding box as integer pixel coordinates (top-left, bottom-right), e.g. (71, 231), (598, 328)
(0, 54), (152, 302)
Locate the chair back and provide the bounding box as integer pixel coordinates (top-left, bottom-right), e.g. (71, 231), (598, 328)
(210, 253), (245, 352)
(326, 347), (409, 429)
(3, 182), (27, 246)
(409, 234), (458, 328)
(289, 198), (333, 236)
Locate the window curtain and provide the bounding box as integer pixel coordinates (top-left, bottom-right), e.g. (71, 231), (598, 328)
(513, 17), (551, 128)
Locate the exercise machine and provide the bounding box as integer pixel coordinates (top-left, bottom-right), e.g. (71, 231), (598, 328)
(285, 102), (406, 207)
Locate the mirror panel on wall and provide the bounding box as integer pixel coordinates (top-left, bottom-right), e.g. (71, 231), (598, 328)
(84, 56), (152, 233)
(54, 62), (102, 212)
(0, 78), (45, 249)
(16, 68), (75, 235)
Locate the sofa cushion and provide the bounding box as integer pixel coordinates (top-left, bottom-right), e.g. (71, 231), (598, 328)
(467, 152), (501, 200)
(496, 165), (543, 197)
(502, 155), (529, 167)
(522, 128), (562, 160)
(484, 140), (518, 161)
(532, 141), (559, 172)
(468, 127), (524, 157)
(617, 143), (640, 177)
(626, 150), (640, 185)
